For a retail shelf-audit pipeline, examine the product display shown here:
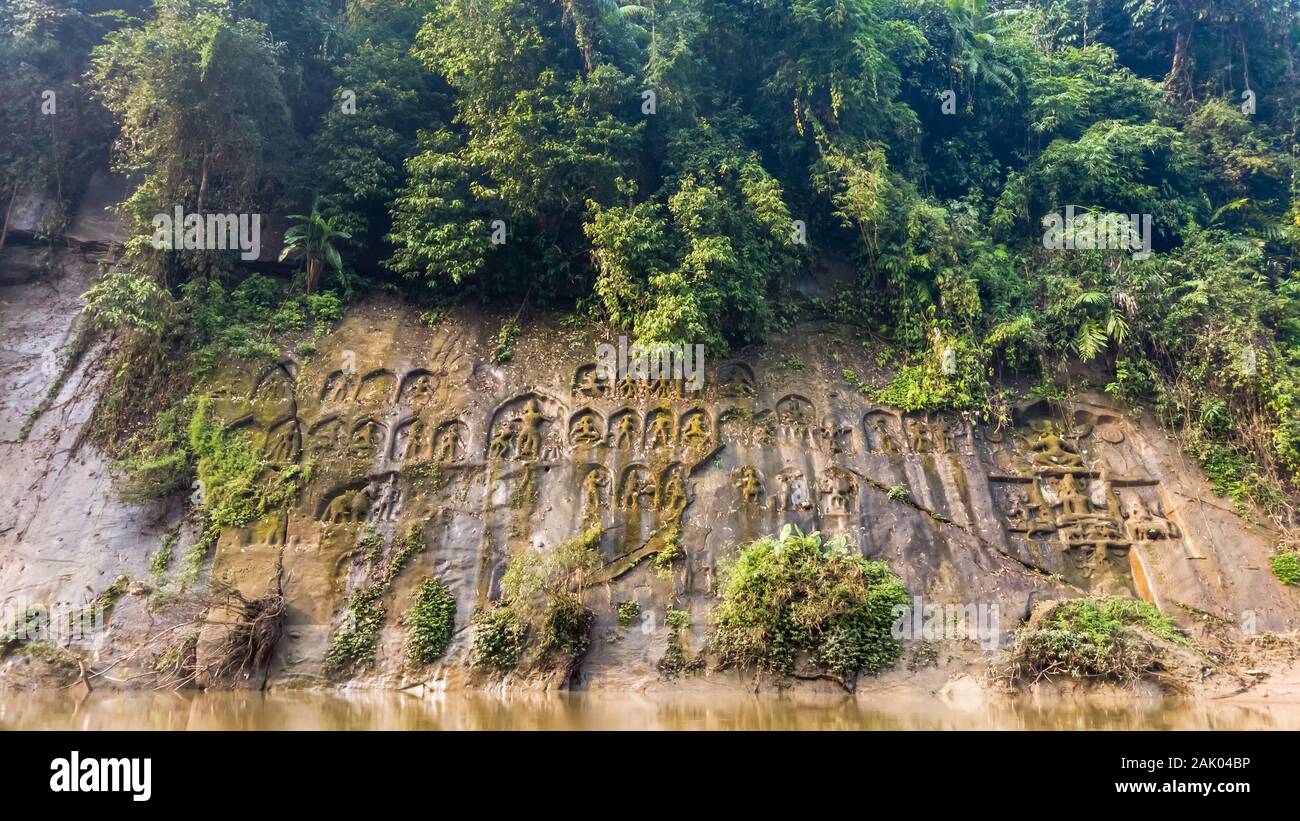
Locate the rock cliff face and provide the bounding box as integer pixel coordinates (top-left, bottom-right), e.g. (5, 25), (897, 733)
(197, 303), (1298, 689)
(2, 226), (1298, 694)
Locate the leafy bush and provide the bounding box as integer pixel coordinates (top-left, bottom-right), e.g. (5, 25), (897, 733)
(404, 578), (457, 665)
(666, 610), (692, 632)
(1270, 551), (1300, 587)
(471, 603), (526, 670)
(1008, 597), (1189, 684)
(184, 277), (344, 374)
(616, 601), (640, 627)
(326, 526), (429, 677)
(539, 592), (593, 661)
(83, 270), (173, 337)
(325, 586), (385, 675)
(873, 336), (987, 412)
(1105, 357), (1160, 405)
(473, 527), (602, 673)
(149, 533), (177, 580)
(660, 609), (695, 679)
(188, 397), (298, 548)
(113, 402), (196, 503)
(710, 526), (910, 681)
(493, 319), (521, 364)
(653, 526), (683, 577)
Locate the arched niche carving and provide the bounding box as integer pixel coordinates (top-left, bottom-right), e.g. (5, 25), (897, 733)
(261, 416), (301, 465)
(307, 415), (344, 458)
(618, 464), (656, 511)
(715, 361), (756, 398)
(608, 408), (640, 449)
(643, 407), (675, 452)
(349, 417), (387, 460)
(774, 395), (815, 443)
(678, 408), (712, 450)
(579, 463), (613, 521)
(659, 463), (690, 512)
(485, 391), (565, 461)
(391, 416), (426, 462)
(356, 369), (396, 405)
(568, 408), (606, 448)
(250, 363), (296, 424)
(818, 466), (859, 514)
(320, 369), (356, 404)
(398, 369), (439, 408)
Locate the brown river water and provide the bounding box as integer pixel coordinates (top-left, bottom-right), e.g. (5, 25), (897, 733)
(3, 690), (1300, 730)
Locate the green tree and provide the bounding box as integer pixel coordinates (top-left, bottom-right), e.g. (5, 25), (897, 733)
(386, 0), (642, 300)
(309, 39), (441, 246)
(280, 208), (350, 294)
(944, 0), (1021, 108)
(0, 0), (118, 245)
(90, 0), (293, 278)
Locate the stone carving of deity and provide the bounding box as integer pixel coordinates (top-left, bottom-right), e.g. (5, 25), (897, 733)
(1030, 420), (1083, 468)
(612, 414), (637, 449)
(681, 413), (710, 449)
(734, 466), (763, 506)
(514, 400), (545, 460)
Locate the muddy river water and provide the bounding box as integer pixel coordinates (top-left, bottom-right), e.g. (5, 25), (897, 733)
(3, 690), (1300, 730)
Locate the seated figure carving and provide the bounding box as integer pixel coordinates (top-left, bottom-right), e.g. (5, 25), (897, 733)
(1055, 474), (1092, 520)
(570, 414), (603, 446)
(681, 413), (709, 448)
(1029, 420), (1083, 468)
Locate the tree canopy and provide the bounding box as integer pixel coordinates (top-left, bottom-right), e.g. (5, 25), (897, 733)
(4, 0), (1300, 521)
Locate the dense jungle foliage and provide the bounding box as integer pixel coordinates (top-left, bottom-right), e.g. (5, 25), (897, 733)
(3, 0), (1300, 542)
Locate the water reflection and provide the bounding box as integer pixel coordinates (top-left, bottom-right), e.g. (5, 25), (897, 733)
(2, 690), (1298, 730)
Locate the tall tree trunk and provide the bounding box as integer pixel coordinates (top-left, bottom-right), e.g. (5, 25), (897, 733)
(559, 0), (596, 72)
(306, 256), (322, 294)
(1167, 23), (1195, 100)
(197, 152), (210, 215)
(0, 181), (20, 256)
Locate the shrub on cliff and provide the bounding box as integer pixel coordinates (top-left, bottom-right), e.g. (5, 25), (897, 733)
(471, 527), (603, 673)
(188, 397), (299, 548)
(470, 603), (526, 670)
(1008, 597), (1193, 686)
(710, 526), (910, 684)
(404, 578), (457, 665)
(326, 526), (429, 677)
(1270, 550), (1300, 587)
(538, 593), (593, 662)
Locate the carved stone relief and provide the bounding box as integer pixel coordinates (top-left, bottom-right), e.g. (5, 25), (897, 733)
(985, 406), (1181, 594)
